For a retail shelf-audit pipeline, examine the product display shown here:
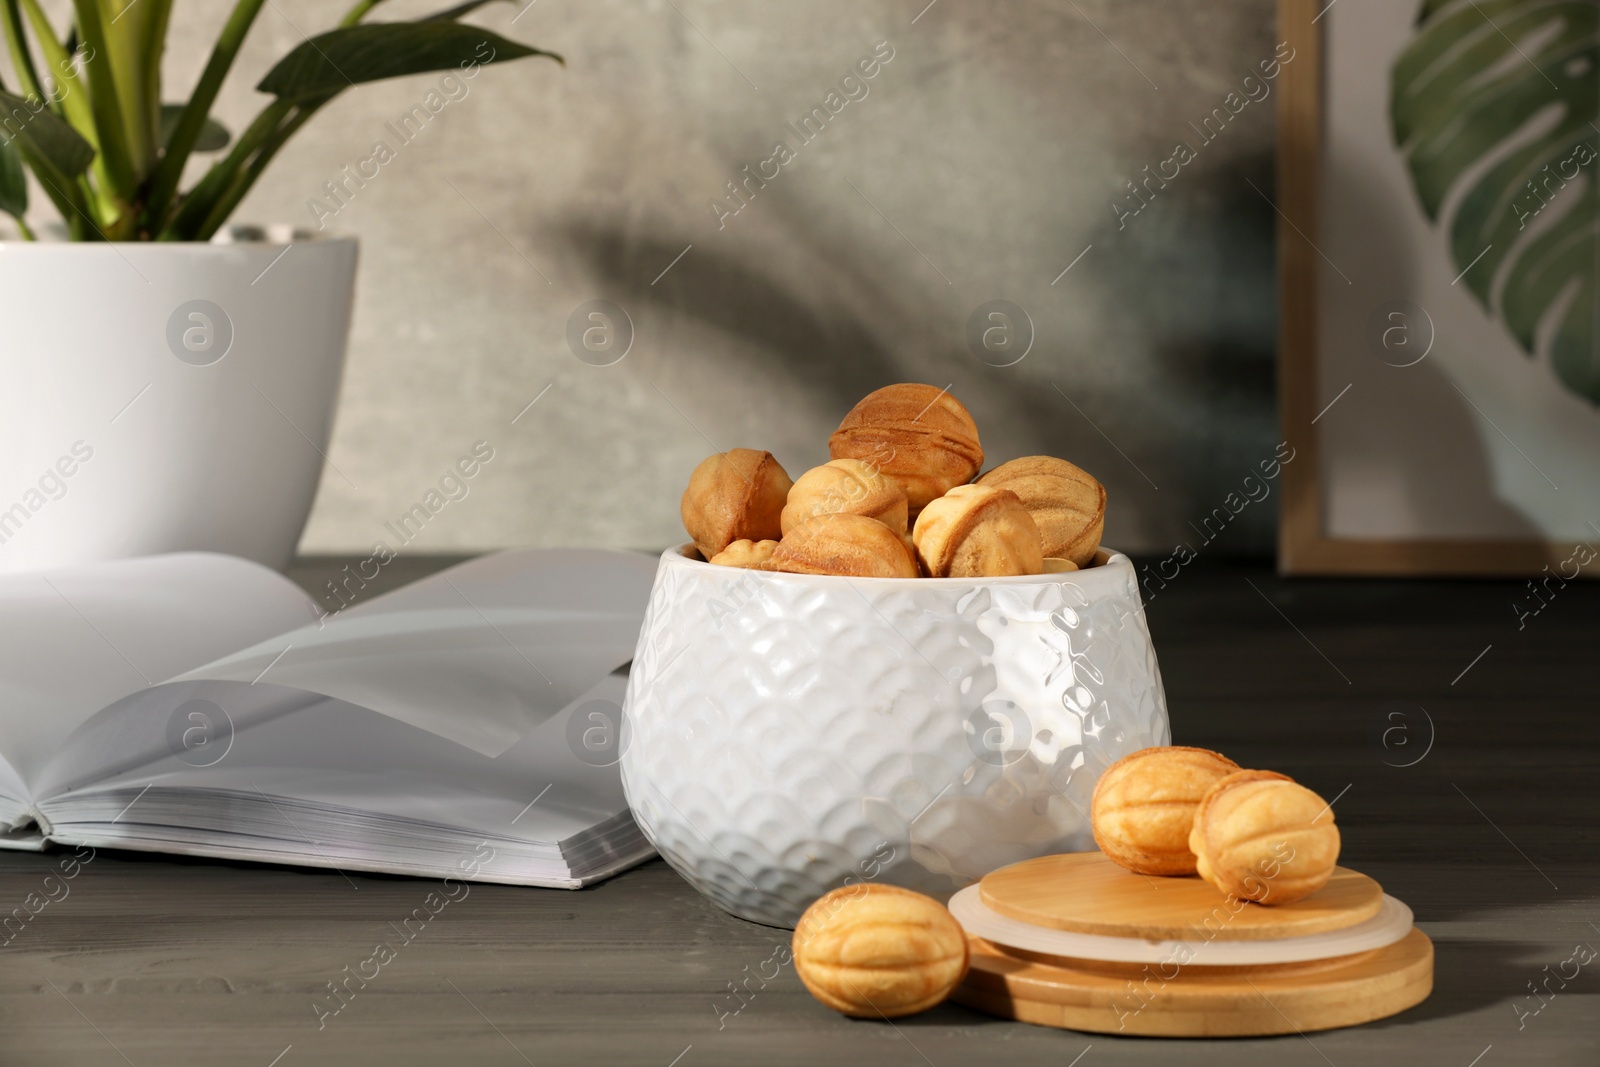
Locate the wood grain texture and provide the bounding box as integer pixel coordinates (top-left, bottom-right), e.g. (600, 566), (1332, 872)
(957, 930), (1434, 1037)
(0, 556), (1594, 1065)
(980, 853), (1382, 941)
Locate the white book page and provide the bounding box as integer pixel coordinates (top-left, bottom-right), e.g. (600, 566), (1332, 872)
(34, 549), (659, 803)
(37, 673), (635, 849)
(0, 554), (320, 799)
(160, 549), (657, 758)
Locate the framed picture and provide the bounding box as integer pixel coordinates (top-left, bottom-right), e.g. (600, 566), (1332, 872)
(1276, 0), (1599, 576)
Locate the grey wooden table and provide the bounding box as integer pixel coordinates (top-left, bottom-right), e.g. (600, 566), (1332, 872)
(2, 556), (1595, 1066)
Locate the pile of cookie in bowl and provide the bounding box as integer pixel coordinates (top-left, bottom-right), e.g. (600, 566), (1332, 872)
(680, 383), (1106, 578)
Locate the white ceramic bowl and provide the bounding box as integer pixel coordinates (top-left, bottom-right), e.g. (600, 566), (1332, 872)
(620, 544), (1170, 928)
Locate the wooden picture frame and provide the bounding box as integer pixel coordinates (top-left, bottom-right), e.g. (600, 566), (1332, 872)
(1275, 0), (1581, 577)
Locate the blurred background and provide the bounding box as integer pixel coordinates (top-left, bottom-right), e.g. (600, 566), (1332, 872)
(32, 0), (1283, 557)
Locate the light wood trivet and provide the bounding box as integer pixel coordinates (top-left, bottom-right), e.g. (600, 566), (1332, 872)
(980, 851), (1383, 942)
(954, 929), (1433, 1037)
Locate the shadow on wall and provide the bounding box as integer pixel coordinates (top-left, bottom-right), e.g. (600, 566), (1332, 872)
(548, 149), (1282, 554)
(1317, 150), (1543, 541)
(1085, 155), (1281, 552)
(550, 217), (898, 413)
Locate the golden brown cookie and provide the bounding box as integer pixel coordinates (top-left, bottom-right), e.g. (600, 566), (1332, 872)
(769, 514), (919, 578)
(1189, 770), (1341, 905)
(781, 458), (909, 538)
(911, 484), (1043, 577)
(977, 456), (1105, 567)
(708, 539), (778, 569)
(1091, 746), (1242, 876)
(793, 883), (969, 1018)
(828, 384), (983, 516)
(680, 449), (792, 560)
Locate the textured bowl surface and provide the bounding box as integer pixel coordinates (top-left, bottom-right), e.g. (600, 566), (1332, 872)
(620, 545), (1170, 928)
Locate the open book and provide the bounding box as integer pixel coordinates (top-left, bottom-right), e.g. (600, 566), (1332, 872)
(0, 549), (659, 888)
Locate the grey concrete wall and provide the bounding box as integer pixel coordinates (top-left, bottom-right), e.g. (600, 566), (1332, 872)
(39, 0), (1286, 556)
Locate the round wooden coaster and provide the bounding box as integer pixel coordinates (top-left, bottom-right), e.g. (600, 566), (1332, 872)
(980, 852), (1383, 942)
(953, 929), (1434, 1037)
(950, 884), (1416, 966)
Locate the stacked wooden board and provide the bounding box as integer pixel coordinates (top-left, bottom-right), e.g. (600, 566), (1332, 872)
(951, 853), (1433, 1036)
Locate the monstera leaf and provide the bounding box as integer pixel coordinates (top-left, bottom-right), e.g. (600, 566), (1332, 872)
(1391, 0), (1598, 403)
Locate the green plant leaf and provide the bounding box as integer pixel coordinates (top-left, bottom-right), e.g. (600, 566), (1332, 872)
(140, 0), (268, 239)
(0, 87), (96, 177)
(256, 22), (560, 105)
(1391, 0), (1599, 403)
(0, 136), (25, 218)
(422, 0), (514, 21)
(160, 104), (230, 152)
(339, 0), (392, 27)
(70, 0), (137, 198)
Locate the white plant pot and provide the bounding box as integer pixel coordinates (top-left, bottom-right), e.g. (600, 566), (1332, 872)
(621, 545), (1171, 928)
(0, 238), (358, 572)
